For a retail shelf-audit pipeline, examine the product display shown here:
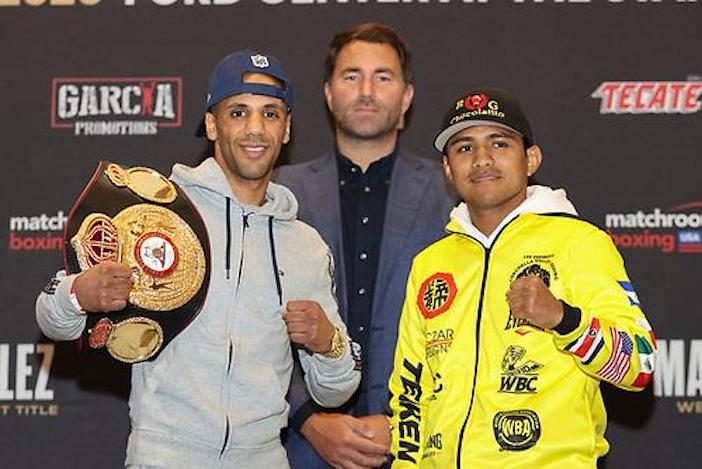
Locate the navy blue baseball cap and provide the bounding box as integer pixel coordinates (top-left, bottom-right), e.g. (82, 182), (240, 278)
(197, 49), (293, 137)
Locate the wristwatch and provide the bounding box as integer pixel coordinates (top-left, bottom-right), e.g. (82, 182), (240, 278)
(320, 326), (347, 359)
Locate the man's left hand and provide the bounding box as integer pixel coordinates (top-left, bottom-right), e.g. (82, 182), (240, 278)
(284, 300), (335, 353)
(356, 414), (392, 453)
(506, 275), (564, 330)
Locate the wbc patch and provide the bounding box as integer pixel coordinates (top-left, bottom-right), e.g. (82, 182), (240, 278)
(417, 273), (457, 319)
(566, 317), (605, 365)
(499, 346), (543, 394)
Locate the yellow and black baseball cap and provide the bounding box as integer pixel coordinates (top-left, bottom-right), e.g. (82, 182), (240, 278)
(434, 87), (533, 153)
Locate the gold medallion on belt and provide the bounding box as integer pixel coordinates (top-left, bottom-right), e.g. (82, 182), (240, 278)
(105, 163), (177, 204)
(72, 204), (206, 311)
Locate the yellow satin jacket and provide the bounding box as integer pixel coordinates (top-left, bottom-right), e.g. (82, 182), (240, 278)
(389, 212), (656, 469)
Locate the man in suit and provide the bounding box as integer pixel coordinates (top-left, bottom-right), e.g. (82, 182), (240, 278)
(276, 23), (456, 468)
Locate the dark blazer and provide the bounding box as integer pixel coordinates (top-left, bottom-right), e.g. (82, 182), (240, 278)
(275, 148), (456, 468)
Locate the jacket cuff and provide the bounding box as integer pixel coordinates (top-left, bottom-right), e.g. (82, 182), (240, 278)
(57, 274), (87, 319)
(552, 301), (581, 335)
(290, 400), (322, 432)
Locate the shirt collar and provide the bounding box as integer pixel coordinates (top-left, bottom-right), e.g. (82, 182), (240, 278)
(335, 145), (398, 180)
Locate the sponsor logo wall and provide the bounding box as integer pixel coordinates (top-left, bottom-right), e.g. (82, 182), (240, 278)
(606, 202), (702, 254)
(8, 211), (67, 251)
(1, 2), (700, 468)
(51, 77), (182, 136)
(0, 343), (56, 415)
(654, 339), (702, 411)
(592, 81), (702, 115)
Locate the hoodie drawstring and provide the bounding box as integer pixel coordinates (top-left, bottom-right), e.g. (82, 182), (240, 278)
(225, 200), (282, 305)
(225, 197), (232, 279)
(237, 213), (251, 287)
(224, 198), (251, 285)
(268, 216), (283, 306)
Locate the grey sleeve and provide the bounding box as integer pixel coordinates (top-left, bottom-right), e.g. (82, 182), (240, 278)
(35, 270), (87, 341)
(297, 249), (360, 408)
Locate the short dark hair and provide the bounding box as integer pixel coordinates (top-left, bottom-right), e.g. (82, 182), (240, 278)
(323, 23), (413, 84)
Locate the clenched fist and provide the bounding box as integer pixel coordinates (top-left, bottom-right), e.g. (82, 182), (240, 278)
(72, 261), (133, 313)
(506, 275), (563, 330)
(284, 300), (335, 353)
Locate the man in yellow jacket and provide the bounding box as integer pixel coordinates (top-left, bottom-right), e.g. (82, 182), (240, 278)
(389, 87), (656, 468)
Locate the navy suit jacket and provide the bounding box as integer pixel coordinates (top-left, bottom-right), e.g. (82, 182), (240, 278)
(275, 148), (456, 467)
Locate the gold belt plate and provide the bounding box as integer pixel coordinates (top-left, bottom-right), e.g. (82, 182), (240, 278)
(105, 163), (177, 204)
(107, 317), (164, 363)
(113, 204), (206, 311)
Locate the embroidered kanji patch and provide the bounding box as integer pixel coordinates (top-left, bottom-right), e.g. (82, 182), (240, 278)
(417, 272), (457, 319)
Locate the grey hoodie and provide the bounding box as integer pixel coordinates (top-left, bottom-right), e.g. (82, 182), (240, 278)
(36, 158), (360, 468)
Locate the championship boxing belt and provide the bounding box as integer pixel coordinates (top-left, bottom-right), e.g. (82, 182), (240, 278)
(63, 161), (210, 363)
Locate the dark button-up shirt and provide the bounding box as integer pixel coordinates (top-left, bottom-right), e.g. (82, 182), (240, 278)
(287, 146), (403, 428)
(336, 146), (397, 371)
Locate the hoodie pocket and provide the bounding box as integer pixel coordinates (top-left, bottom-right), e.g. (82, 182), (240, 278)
(226, 321), (291, 446)
(129, 342), (177, 427)
(144, 342), (177, 394)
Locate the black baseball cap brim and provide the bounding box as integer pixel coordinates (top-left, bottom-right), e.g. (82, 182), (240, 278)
(434, 119), (526, 153)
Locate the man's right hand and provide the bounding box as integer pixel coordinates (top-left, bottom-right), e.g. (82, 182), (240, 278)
(300, 412), (390, 469)
(72, 261), (132, 313)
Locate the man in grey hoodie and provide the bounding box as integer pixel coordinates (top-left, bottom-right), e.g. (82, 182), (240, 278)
(35, 50), (360, 468)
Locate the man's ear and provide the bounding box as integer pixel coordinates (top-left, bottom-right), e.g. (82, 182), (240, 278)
(402, 83), (415, 112)
(283, 113), (292, 145)
(323, 82), (334, 114)
(526, 145), (543, 177)
(442, 154), (454, 184)
(204, 112), (217, 142)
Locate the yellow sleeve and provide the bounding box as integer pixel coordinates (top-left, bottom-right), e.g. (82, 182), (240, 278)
(389, 261), (434, 467)
(552, 228), (657, 391)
